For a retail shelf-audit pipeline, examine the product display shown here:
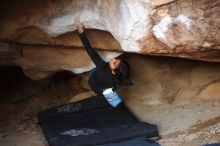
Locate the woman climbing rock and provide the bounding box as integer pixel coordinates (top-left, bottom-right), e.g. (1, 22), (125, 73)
(75, 18), (131, 107)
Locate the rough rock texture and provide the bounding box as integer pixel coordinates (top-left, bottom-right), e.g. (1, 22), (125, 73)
(0, 0), (219, 79)
(0, 30), (121, 79)
(120, 54), (220, 104)
(149, 0), (220, 61)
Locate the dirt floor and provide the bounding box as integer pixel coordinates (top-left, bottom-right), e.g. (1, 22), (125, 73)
(0, 75), (220, 146)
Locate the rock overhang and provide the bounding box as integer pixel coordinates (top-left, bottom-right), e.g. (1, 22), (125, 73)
(0, 0), (219, 79)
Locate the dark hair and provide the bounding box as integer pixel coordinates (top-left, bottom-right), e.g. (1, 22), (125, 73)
(113, 59), (132, 90)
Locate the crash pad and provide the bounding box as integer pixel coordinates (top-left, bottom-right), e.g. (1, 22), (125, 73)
(38, 96), (159, 146)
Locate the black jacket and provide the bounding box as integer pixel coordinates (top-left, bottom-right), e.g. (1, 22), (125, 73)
(78, 32), (116, 96)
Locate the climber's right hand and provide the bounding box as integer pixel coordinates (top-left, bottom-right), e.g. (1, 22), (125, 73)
(75, 16), (84, 33)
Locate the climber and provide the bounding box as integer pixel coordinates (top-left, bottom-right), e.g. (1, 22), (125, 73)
(75, 18), (131, 108)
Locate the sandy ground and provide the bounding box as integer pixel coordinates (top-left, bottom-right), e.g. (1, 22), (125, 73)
(0, 77), (220, 146)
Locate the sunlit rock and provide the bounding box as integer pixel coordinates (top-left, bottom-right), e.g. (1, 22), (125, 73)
(0, 0), (219, 79)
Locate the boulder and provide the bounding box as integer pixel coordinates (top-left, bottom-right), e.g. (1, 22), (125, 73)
(0, 0), (219, 79)
(120, 54), (220, 104)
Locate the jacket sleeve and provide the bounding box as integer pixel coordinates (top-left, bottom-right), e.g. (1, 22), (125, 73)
(78, 31), (106, 67)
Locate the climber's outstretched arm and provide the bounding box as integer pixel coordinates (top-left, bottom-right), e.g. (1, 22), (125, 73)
(76, 19), (105, 67)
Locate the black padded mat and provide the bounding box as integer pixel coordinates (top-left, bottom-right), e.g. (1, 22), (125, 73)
(38, 96), (109, 120)
(38, 96), (159, 146)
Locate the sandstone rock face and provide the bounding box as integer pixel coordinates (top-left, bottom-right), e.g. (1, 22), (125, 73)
(0, 0), (219, 80)
(17, 43), (120, 80)
(120, 54), (220, 105)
